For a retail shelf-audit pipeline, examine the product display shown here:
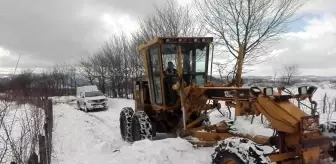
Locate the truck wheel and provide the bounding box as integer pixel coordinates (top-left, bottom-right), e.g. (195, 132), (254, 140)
(211, 137), (271, 164)
(119, 107), (134, 142)
(131, 111), (152, 142)
(77, 101), (81, 110)
(84, 103), (88, 113)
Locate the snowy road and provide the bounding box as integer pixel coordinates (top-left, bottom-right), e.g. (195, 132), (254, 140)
(51, 97), (213, 164)
(51, 99), (129, 164)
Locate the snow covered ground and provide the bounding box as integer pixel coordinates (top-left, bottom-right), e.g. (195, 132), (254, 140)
(50, 82), (336, 164)
(0, 101), (45, 163)
(50, 98), (215, 164)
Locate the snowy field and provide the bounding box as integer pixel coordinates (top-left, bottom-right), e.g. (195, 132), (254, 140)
(49, 82), (336, 164)
(0, 100), (45, 163)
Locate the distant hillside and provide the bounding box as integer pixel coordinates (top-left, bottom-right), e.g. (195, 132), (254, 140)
(0, 74), (11, 78)
(2, 72), (336, 87)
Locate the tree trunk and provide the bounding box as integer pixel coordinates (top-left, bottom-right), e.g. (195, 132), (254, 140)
(323, 93), (327, 113)
(235, 44), (244, 87)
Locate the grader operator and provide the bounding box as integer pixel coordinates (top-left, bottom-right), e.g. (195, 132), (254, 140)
(119, 37), (336, 163)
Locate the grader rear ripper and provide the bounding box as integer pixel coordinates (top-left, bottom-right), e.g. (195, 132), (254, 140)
(119, 37), (336, 163)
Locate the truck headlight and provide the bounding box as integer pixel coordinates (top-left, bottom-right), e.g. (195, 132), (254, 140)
(88, 100), (95, 103)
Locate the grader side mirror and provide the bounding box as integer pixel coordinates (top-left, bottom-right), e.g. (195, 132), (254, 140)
(307, 86), (317, 95)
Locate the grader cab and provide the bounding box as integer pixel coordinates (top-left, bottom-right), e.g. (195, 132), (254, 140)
(119, 37), (336, 164)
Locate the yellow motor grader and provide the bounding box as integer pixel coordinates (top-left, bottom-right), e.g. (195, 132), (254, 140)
(119, 37), (336, 163)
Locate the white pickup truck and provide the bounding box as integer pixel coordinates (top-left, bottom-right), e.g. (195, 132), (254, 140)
(76, 85), (108, 112)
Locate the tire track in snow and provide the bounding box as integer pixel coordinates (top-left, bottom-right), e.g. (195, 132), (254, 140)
(86, 112), (116, 131)
(67, 101), (117, 132)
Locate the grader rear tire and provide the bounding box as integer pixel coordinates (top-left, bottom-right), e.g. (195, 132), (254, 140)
(214, 151), (244, 164)
(211, 137), (271, 164)
(131, 111), (152, 142)
(119, 107), (134, 142)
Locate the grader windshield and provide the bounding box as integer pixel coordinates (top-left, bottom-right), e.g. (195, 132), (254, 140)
(162, 38), (211, 86)
(138, 37), (213, 107)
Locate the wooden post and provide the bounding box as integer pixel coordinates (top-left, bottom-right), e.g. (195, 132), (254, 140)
(44, 122), (50, 164)
(39, 134), (46, 164)
(47, 99), (53, 164)
(48, 99), (53, 131)
(28, 152), (39, 164)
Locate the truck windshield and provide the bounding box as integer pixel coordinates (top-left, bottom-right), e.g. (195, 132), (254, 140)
(85, 91), (103, 97)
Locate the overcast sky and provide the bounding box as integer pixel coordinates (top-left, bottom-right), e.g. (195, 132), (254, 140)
(0, 0), (335, 76)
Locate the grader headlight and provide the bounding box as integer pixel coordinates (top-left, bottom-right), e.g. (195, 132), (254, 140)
(263, 87), (273, 97)
(250, 87), (261, 97)
(298, 86), (308, 95)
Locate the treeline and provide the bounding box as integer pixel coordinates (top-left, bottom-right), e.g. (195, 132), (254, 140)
(78, 0), (204, 98)
(0, 0), (305, 99)
(77, 0), (305, 97)
(0, 64), (77, 99)
(78, 35), (143, 98)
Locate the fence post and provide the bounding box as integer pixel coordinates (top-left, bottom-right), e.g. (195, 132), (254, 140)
(48, 99), (53, 131)
(46, 99), (53, 164)
(39, 134), (46, 164)
(44, 122), (49, 164)
(28, 152), (39, 164)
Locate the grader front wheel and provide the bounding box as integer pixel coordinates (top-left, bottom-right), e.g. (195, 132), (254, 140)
(119, 107), (134, 142)
(131, 111), (153, 141)
(216, 151), (244, 164)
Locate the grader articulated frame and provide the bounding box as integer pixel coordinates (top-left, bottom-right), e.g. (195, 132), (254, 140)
(119, 37), (336, 164)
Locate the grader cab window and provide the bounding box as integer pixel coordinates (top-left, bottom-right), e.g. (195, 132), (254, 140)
(160, 42), (209, 106)
(161, 42), (209, 87)
(162, 44), (179, 105)
(148, 45), (163, 105)
(180, 43), (208, 87)
(195, 44), (207, 86)
(162, 44), (178, 70)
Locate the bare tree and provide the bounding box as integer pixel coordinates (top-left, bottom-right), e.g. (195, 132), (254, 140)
(78, 57), (96, 85)
(91, 51), (108, 94)
(213, 62), (228, 82)
(272, 66), (280, 84)
(281, 64), (300, 85)
(101, 33), (129, 97)
(132, 0), (206, 45)
(195, 0), (308, 85)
